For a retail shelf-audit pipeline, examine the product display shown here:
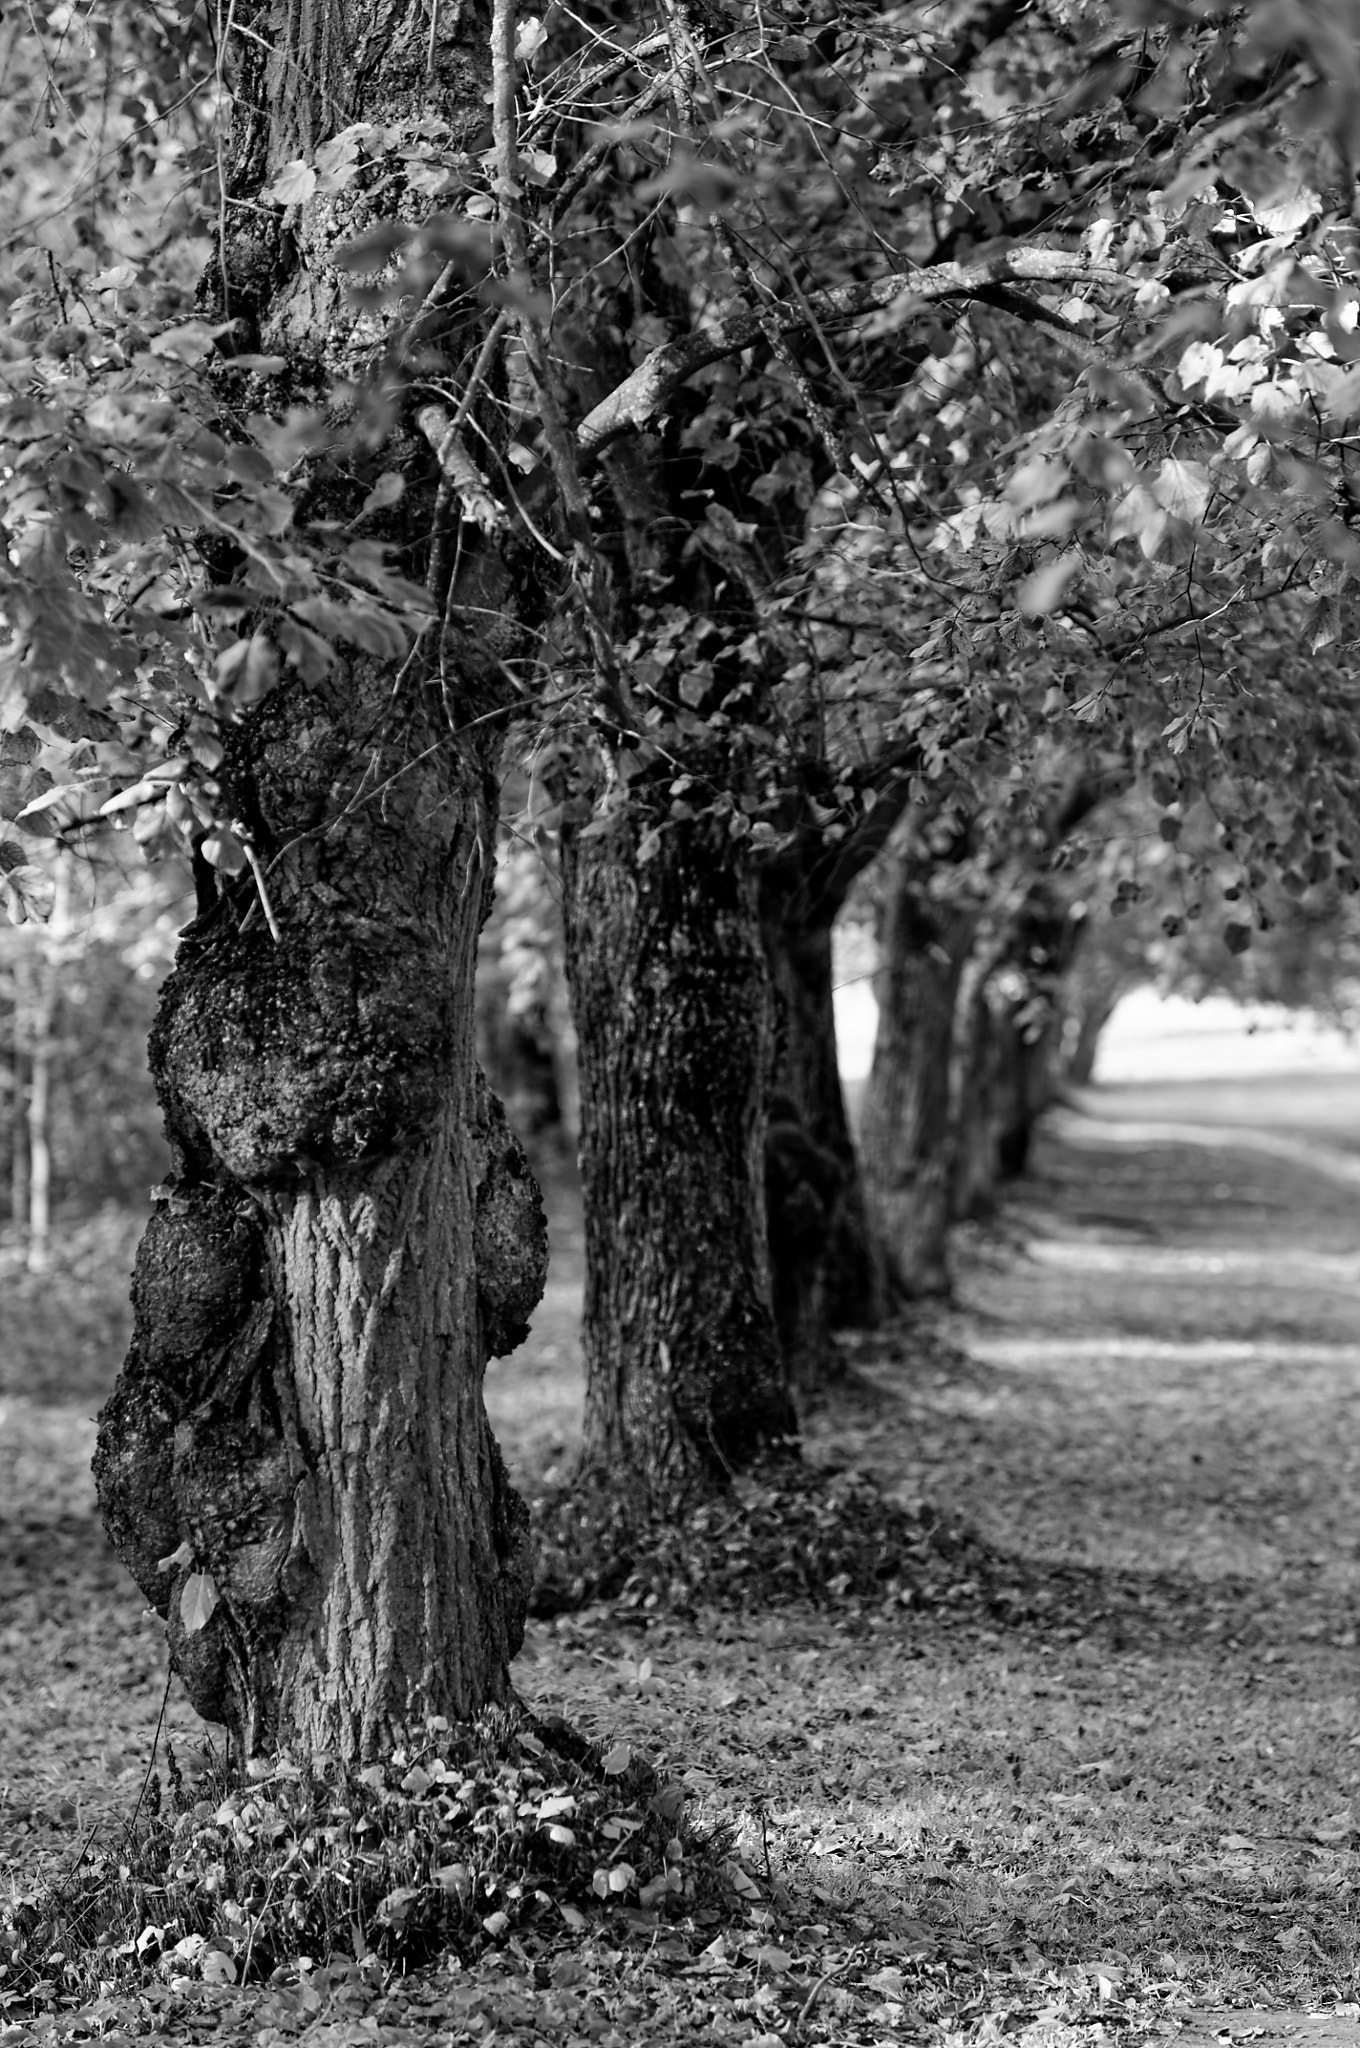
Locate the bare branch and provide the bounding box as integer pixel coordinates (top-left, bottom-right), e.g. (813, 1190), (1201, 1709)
(575, 251), (1141, 463)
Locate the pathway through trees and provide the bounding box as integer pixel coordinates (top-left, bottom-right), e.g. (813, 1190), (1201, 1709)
(4, 1077), (1360, 2036)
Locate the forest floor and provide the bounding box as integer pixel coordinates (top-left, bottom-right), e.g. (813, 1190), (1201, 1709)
(5, 1070), (1360, 2044)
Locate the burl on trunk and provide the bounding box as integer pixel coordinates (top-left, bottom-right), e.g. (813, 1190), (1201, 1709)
(95, 673), (545, 1762)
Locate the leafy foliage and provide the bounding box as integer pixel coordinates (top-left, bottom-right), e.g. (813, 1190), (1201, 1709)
(0, 1710), (733, 2013)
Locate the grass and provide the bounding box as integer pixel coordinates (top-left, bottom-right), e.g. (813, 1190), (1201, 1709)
(5, 1082), (1360, 2041)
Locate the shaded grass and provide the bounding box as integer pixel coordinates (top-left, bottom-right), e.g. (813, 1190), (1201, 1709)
(6, 1097), (1360, 2036)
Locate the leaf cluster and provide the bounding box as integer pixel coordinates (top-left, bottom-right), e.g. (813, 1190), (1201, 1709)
(529, 1458), (992, 1620)
(0, 1709), (735, 2015)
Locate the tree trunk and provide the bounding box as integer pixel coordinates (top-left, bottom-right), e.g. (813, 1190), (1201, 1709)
(859, 867), (974, 1301)
(759, 875), (881, 1386)
(95, 670), (547, 1759)
(10, 957), (29, 1243)
(951, 974), (1006, 1223)
(24, 852), (69, 1273)
(1060, 975), (1124, 1086)
(25, 1012), (51, 1272)
(93, 0), (549, 1764)
(563, 807), (796, 1511)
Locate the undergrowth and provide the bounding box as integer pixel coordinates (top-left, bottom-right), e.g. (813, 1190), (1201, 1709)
(0, 1707), (738, 2019)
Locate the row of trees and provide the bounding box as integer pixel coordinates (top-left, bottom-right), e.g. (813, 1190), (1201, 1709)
(5, 0), (1360, 1765)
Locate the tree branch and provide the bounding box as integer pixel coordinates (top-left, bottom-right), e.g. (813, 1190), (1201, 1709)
(575, 251), (1138, 462)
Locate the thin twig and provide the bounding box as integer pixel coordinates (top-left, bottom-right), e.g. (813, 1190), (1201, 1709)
(243, 841), (282, 943)
(124, 1669), (174, 1839)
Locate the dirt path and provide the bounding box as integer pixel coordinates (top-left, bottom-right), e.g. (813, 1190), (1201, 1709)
(5, 1079), (1360, 2040)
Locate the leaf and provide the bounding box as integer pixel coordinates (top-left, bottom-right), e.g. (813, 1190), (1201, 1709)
(14, 782), (99, 823)
(201, 1948), (237, 1985)
(333, 221), (413, 272)
(90, 264), (138, 291)
(1153, 457), (1212, 523)
(278, 615), (337, 682)
(537, 1794), (577, 1820)
(149, 321), (231, 365)
(339, 606), (411, 660)
(754, 1945), (793, 1974)
(181, 1571), (219, 1635)
(600, 1741), (632, 1775)
(1015, 554), (1081, 617)
(212, 633), (279, 713)
(263, 159), (319, 207)
(868, 1966), (909, 1998)
(0, 859), (55, 924)
(724, 1860), (763, 1900)
(1251, 187), (1320, 236)
(515, 14), (547, 61)
(1006, 457), (1068, 510)
(606, 1862), (636, 1893)
(359, 471), (405, 516)
(1305, 594), (1342, 652)
(522, 149), (557, 186)
(157, 1540), (194, 1574)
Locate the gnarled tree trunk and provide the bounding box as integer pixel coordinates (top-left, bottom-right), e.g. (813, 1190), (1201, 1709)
(563, 806), (796, 1512)
(95, 670), (546, 1760)
(94, 0), (548, 1763)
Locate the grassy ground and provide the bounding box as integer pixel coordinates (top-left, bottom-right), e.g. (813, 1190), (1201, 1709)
(5, 1082), (1360, 2043)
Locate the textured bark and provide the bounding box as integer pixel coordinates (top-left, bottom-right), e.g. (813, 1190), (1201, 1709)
(94, 0), (548, 1762)
(859, 869), (975, 1301)
(563, 808), (797, 1510)
(94, 676), (547, 1758)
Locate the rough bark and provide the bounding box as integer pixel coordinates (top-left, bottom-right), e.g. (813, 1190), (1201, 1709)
(94, 668), (546, 1758)
(94, 0), (548, 1762)
(859, 867), (975, 1301)
(563, 806), (797, 1511)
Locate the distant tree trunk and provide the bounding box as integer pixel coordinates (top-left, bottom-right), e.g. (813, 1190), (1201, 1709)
(476, 837), (577, 1158)
(1059, 963), (1127, 1086)
(951, 974), (1006, 1223)
(10, 966), (29, 1241)
(476, 951), (564, 1149)
(757, 808), (907, 1356)
(94, 0), (549, 1765)
(859, 866), (975, 1301)
(24, 852), (70, 1273)
(563, 807), (797, 1511)
(25, 1014), (51, 1272)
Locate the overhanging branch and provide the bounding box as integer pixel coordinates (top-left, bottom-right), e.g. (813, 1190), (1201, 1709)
(575, 250), (1139, 463)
